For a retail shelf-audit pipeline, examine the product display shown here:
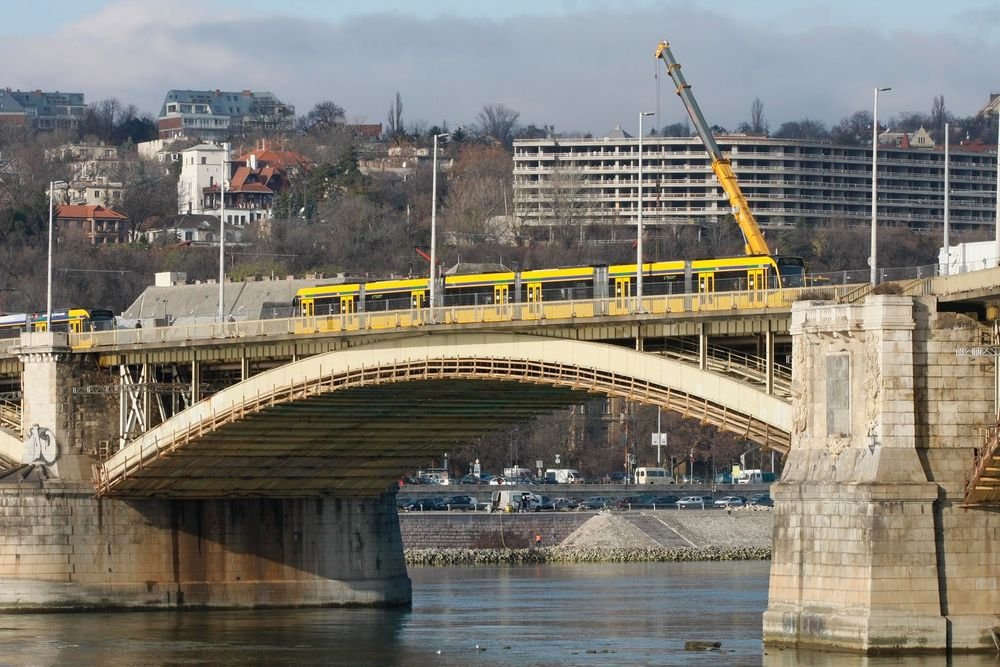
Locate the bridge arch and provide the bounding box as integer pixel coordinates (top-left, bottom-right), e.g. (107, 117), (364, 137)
(95, 333), (790, 497)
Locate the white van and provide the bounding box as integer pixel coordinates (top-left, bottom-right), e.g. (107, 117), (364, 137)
(635, 467), (674, 486)
(488, 490), (542, 513)
(544, 468), (582, 484)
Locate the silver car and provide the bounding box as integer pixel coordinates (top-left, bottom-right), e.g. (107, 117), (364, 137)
(675, 495), (710, 509)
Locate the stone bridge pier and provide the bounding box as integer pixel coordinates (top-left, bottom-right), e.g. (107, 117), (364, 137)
(764, 295), (1000, 654)
(0, 333), (410, 611)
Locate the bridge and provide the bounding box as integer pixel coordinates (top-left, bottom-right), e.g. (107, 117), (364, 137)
(3, 267), (1000, 654)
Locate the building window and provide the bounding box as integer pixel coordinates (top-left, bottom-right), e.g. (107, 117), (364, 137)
(201, 157), (207, 165)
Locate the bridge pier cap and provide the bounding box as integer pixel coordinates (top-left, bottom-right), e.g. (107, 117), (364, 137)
(767, 294), (1000, 654)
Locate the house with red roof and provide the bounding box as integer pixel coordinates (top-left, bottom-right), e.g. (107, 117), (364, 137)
(178, 140), (313, 226)
(55, 204), (128, 245)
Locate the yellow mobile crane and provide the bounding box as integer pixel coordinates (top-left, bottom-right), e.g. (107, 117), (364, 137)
(656, 40), (771, 257)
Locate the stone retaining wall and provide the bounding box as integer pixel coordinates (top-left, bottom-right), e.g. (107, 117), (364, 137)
(399, 511), (593, 549)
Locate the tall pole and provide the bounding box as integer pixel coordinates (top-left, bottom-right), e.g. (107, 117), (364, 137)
(636, 111), (654, 308)
(943, 122), (950, 276)
(995, 111), (1000, 267)
(430, 133), (448, 317)
(46, 181), (54, 328)
(871, 87), (891, 285)
(218, 143), (228, 323)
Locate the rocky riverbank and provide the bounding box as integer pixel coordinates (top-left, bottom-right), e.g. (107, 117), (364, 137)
(404, 509), (774, 565)
(405, 544), (770, 566)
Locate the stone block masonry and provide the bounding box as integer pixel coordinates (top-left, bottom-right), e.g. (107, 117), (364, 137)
(399, 512), (591, 549)
(764, 296), (1000, 653)
(0, 481), (410, 611)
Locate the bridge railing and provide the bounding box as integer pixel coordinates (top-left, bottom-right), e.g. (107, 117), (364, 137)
(657, 339), (792, 397)
(0, 398), (20, 434)
(69, 285), (871, 352)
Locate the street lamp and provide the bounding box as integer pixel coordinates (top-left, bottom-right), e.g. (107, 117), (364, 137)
(218, 142), (230, 323)
(870, 87), (891, 285)
(429, 133), (449, 317)
(637, 111), (654, 309)
(47, 180), (68, 328)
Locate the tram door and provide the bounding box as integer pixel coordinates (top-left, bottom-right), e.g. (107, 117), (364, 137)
(301, 298), (315, 317)
(698, 272), (715, 306)
(526, 283), (542, 315)
(613, 277), (631, 314)
(411, 291), (425, 309)
(494, 284), (509, 316)
(340, 296), (356, 314)
(747, 269), (765, 306)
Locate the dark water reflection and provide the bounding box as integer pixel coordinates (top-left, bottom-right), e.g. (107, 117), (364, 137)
(0, 562), (993, 666)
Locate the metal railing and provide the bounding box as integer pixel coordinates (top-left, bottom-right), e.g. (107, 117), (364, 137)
(0, 398), (20, 434)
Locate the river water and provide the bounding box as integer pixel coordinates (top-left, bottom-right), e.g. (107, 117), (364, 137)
(0, 561), (995, 666)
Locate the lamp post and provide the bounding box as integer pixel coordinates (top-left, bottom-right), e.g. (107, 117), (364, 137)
(637, 111), (654, 309)
(943, 121), (950, 276)
(46, 180), (68, 328)
(870, 87), (891, 285)
(218, 142), (230, 323)
(429, 133), (449, 317)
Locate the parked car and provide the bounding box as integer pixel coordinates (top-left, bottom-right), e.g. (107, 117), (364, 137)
(613, 496), (642, 510)
(649, 495), (680, 508)
(443, 495), (478, 511)
(458, 474), (487, 485)
(537, 495), (555, 511)
(749, 494), (774, 507)
(403, 497), (444, 511)
(714, 496), (746, 508)
(579, 496), (611, 510)
(552, 497), (578, 511)
(675, 495), (712, 509)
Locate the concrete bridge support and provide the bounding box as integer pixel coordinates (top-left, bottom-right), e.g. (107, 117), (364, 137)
(3, 333), (410, 611)
(764, 296), (1000, 653)
(0, 483), (410, 611)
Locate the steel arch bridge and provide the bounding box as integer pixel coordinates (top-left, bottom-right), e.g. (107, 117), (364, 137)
(94, 332), (791, 498)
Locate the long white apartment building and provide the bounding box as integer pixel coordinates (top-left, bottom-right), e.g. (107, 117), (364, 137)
(512, 133), (998, 237)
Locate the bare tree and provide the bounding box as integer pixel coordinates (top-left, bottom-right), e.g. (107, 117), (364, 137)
(930, 95), (949, 141)
(115, 158), (179, 240)
(476, 103), (520, 149)
(440, 144), (513, 245)
(751, 98), (767, 135)
(386, 92), (404, 142)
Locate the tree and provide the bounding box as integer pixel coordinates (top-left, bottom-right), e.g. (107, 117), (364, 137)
(297, 101), (346, 134)
(440, 144), (514, 246)
(750, 98), (767, 135)
(386, 92), (404, 143)
(115, 158), (179, 240)
(929, 95), (950, 141)
(76, 99), (157, 145)
(660, 121), (691, 137)
(738, 98), (768, 135)
(476, 103), (520, 149)
(772, 119), (829, 140)
(831, 111), (873, 145)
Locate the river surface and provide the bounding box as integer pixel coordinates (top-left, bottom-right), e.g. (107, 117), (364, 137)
(0, 562), (995, 666)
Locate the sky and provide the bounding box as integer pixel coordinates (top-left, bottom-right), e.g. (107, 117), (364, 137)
(3, 0), (1000, 136)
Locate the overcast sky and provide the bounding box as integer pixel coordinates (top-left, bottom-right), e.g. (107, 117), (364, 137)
(3, 0), (1000, 136)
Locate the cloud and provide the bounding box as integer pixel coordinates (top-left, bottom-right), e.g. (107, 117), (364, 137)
(1, 0), (998, 135)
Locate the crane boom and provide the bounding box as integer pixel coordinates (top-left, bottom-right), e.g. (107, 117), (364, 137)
(655, 40), (771, 256)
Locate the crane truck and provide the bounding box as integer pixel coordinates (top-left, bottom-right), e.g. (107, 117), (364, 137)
(655, 40), (771, 258)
